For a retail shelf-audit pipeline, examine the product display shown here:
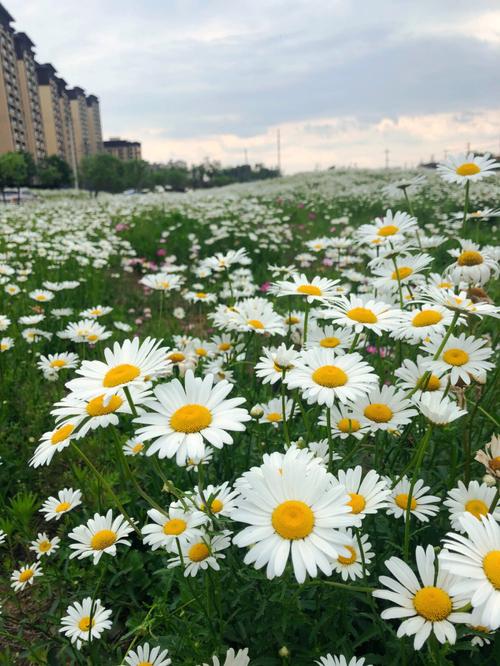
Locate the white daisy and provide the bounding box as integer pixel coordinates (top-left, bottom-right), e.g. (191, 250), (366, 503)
(37, 352), (79, 376)
(29, 422), (80, 468)
(374, 545), (471, 650)
(193, 481), (240, 518)
(29, 533), (60, 559)
(10, 562), (43, 591)
(123, 438), (146, 456)
(323, 295), (402, 336)
(29, 289), (54, 303)
(59, 597), (112, 650)
(333, 466), (391, 520)
(40, 488), (82, 521)
(304, 323), (355, 352)
(416, 393), (467, 425)
(448, 240), (498, 286)
(199, 648), (250, 666)
(414, 287), (500, 319)
(394, 356), (447, 399)
(386, 477), (439, 523)
(79, 305), (113, 318)
(444, 480), (500, 532)
(142, 503), (207, 552)
(140, 272), (184, 292)
(316, 655), (368, 666)
(124, 642), (172, 666)
(68, 509), (134, 564)
(255, 344), (300, 385)
(270, 272), (340, 303)
(319, 404), (370, 440)
(167, 530), (232, 577)
(356, 210), (418, 245)
(436, 152), (499, 184)
(332, 528), (374, 581)
(371, 253), (432, 291)
(421, 332), (494, 385)
(393, 306), (459, 344)
(257, 396), (297, 427)
(352, 385), (417, 432)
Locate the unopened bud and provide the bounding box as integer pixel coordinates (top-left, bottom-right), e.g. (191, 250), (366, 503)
(278, 646), (290, 657)
(250, 405), (264, 418)
(483, 474), (496, 487)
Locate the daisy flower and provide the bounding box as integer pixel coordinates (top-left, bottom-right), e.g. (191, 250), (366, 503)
(59, 597), (112, 650)
(439, 514), (500, 630)
(37, 352), (79, 376)
(448, 240), (498, 285)
(395, 356), (447, 399)
(374, 545), (471, 650)
(304, 323), (355, 352)
(333, 467), (391, 520)
(319, 404), (370, 440)
(66, 337), (170, 401)
(40, 488), (82, 521)
(184, 290), (217, 304)
(134, 370), (250, 465)
(0, 314), (11, 331)
(202, 248), (251, 272)
(68, 509), (134, 564)
(0, 336), (14, 351)
(475, 433), (500, 479)
(393, 306), (459, 344)
(79, 305), (113, 318)
(142, 503), (207, 552)
(232, 449), (357, 583)
(193, 481), (240, 518)
(356, 210), (418, 245)
(444, 480), (500, 532)
(332, 529), (374, 581)
(436, 152), (499, 184)
(10, 562), (43, 591)
(140, 272), (184, 292)
(29, 289), (54, 303)
(231, 297), (286, 336)
(124, 642), (172, 666)
(285, 349), (378, 407)
(371, 253), (432, 291)
(123, 438), (146, 456)
(167, 530), (232, 577)
(323, 295), (401, 336)
(29, 422), (80, 468)
(0, 529), (6, 545)
(316, 655), (368, 666)
(257, 396), (296, 426)
(269, 272), (340, 303)
(199, 648), (250, 666)
(58, 319), (113, 343)
(352, 385), (417, 432)
(421, 332), (494, 385)
(386, 476), (439, 523)
(29, 533), (60, 558)
(414, 287), (500, 319)
(416, 393), (467, 425)
(255, 343), (299, 385)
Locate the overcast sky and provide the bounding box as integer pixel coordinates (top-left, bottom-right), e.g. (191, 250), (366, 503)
(7, 0), (500, 172)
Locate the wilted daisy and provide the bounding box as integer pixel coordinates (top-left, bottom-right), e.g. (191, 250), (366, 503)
(475, 433), (500, 479)
(134, 370), (249, 465)
(393, 306), (458, 344)
(11, 562), (43, 591)
(142, 503), (207, 552)
(124, 642), (172, 666)
(29, 533), (60, 559)
(68, 509), (134, 564)
(270, 272), (340, 303)
(255, 343), (299, 385)
(66, 337), (170, 401)
(319, 404), (369, 440)
(448, 241), (498, 285)
(59, 597), (112, 650)
(374, 545), (471, 650)
(394, 356), (446, 398)
(436, 152), (499, 184)
(285, 349), (378, 407)
(333, 467), (391, 520)
(316, 655), (369, 666)
(439, 514), (500, 630)
(444, 480), (500, 532)
(29, 422), (79, 467)
(386, 476), (439, 523)
(232, 449), (356, 583)
(352, 385), (417, 432)
(417, 393), (467, 425)
(421, 332), (493, 385)
(324, 295), (401, 336)
(332, 529), (374, 581)
(40, 488), (82, 521)
(168, 530), (232, 577)
(199, 647), (250, 666)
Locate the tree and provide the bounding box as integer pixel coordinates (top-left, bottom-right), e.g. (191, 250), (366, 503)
(0, 152), (28, 202)
(37, 155), (73, 188)
(79, 153), (123, 196)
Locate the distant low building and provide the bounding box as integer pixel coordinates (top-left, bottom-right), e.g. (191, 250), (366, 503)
(103, 137), (141, 161)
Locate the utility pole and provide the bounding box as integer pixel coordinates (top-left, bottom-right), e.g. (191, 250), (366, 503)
(384, 148), (389, 169)
(277, 128), (281, 174)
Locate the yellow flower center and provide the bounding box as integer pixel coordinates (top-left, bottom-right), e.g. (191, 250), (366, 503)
(391, 266), (413, 281)
(19, 568), (34, 582)
(337, 417), (361, 433)
(90, 529), (117, 550)
(195, 292), (207, 298)
(320, 336), (340, 348)
(168, 352), (185, 363)
(347, 307), (378, 324)
(417, 374), (441, 392)
(490, 456), (500, 472)
(211, 498), (223, 513)
(218, 342), (231, 351)
(55, 501), (71, 513)
(266, 412), (283, 422)
(395, 493), (417, 510)
(87, 334), (99, 342)
(188, 542), (210, 562)
(338, 545), (357, 565)
(50, 359), (67, 368)
(438, 281), (453, 289)
(272, 500), (315, 540)
(377, 224), (399, 237)
(412, 310), (443, 327)
(312, 365), (348, 388)
(51, 423), (74, 445)
(465, 499), (489, 519)
(160, 281), (170, 288)
(86, 394), (123, 417)
(348, 493), (366, 514)
(413, 586), (452, 621)
(138, 662), (153, 666)
(170, 404), (212, 433)
(132, 443), (144, 454)
(286, 316), (300, 325)
(297, 284), (322, 296)
(248, 319), (264, 329)
(457, 250), (483, 266)
(35, 295), (47, 301)
(483, 551), (500, 589)
(442, 348), (469, 366)
(364, 403), (393, 423)
(78, 616), (95, 632)
(455, 162), (481, 176)
(38, 540), (51, 552)
(196, 347), (207, 357)
(163, 518), (187, 535)
(103, 363), (140, 387)
(90, 309), (101, 315)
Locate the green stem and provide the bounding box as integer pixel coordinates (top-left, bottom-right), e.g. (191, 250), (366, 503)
(462, 180), (470, 234)
(123, 386), (138, 418)
(281, 371), (291, 447)
(326, 408), (334, 473)
(303, 301), (310, 346)
(403, 424), (433, 560)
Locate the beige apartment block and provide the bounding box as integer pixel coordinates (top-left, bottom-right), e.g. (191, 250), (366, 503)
(69, 87), (90, 163)
(55, 76), (77, 168)
(86, 94), (103, 154)
(0, 5), (27, 154)
(36, 62), (65, 158)
(14, 32), (45, 162)
(103, 137), (142, 161)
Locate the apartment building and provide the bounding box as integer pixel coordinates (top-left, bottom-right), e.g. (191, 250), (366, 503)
(0, 5), (27, 153)
(14, 32), (45, 161)
(86, 94), (103, 154)
(68, 86), (91, 164)
(36, 62), (65, 158)
(103, 138), (142, 161)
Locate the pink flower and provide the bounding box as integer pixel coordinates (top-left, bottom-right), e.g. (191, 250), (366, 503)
(298, 202), (305, 209)
(308, 212), (316, 220)
(115, 223), (128, 231)
(322, 258), (333, 266)
(156, 248), (167, 257)
(260, 282), (271, 292)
